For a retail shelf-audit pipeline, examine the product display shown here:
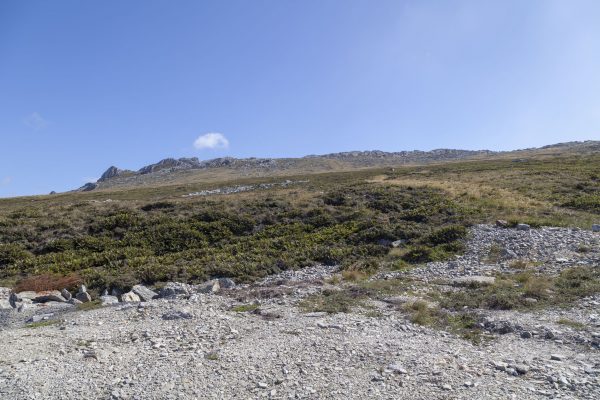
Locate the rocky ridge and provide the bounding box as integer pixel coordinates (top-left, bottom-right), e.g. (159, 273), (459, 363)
(76, 140), (600, 192)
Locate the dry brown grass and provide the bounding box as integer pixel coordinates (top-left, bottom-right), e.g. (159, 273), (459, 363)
(14, 273), (82, 293)
(341, 270), (369, 282)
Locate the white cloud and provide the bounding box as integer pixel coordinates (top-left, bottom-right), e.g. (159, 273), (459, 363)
(23, 112), (49, 130)
(193, 132), (229, 150)
(1, 177), (12, 186)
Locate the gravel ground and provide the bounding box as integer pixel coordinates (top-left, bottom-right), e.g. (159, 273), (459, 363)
(1, 225), (599, 400)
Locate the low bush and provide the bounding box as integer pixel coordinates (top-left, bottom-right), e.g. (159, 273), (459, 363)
(14, 273), (82, 293)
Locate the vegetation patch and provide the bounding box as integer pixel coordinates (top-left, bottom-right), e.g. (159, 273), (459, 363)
(77, 300), (103, 311)
(557, 318), (586, 330)
(441, 267), (600, 311)
(300, 288), (367, 314)
(231, 303), (260, 313)
(23, 319), (60, 329)
(0, 181), (472, 291)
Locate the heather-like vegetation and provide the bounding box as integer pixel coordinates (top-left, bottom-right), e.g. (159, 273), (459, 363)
(0, 182), (471, 291)
(1, 153), (598, 293)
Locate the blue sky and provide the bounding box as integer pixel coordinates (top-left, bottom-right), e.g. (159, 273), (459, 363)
(1, 0), (599, 197)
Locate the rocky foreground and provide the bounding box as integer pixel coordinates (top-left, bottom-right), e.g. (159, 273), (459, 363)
(1, 225), (599, 399)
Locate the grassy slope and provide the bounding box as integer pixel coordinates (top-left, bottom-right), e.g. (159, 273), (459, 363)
(0, 152), (598, 292)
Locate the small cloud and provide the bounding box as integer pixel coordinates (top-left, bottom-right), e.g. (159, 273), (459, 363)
(1, 177), (12, 186)
(83, 177), (99, 183)
(23, 112), (49, 130)
(193, 132), (229, 150)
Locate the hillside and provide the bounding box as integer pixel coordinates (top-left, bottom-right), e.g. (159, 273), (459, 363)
(1, 142), (599, 399)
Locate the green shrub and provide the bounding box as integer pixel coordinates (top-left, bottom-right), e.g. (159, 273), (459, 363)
(0, 244), (32, 266)
(426, 225), (467, 245)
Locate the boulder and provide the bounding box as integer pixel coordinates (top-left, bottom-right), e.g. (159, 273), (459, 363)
(0, 299), (11, 309)
(593, 224), (600, 232)
(32, 290), (67, 303)
(8, 292), (19, 308)
(516, 223), (531, 231)
(61, 289), (72, 301)
(75, 291), (92, 303)
(16, 291), (37, 301)
(391, 239), (405, 248)
(111, 288), (123, 297)
(120, 291), (141, 302)
(100, 295), (119, 306)
(197, 279), (220, 294)
(27, 313), (54, 323)
(495, 220), (509, 228)
(68, 298), (83, 305)
(217, 278), (236, 289)
(158, 282), (191, 299)
(132, 285), (158, 302)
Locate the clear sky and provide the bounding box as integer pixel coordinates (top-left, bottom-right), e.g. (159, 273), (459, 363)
(1, 0), (599, 197)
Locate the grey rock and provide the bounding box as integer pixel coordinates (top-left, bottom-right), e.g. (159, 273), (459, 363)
(98, 166), (128, 182)
(550, 354), (564, 361)
(501, 249), (518, 259)
(391, 239), (405, 248)
(61, 289), (72, 301)
(158, 282), (190, 299)
(495, 220), (509, 228)
(16, 291), (37, 301)
(9, 292), (20, 308)
(387, 363), (408, 374)
(493, 361), (508, 371)
(217, 278), (236, 289)
(593, 224), (600, 232)
(79, 182), (98, 192)
(515, 364), (530, 374)
(197, 280), (220, 294)
(32, 290), (67, 303)
(0, 299), (11, 309)
(68, 298), (83, 305)
(132, 285), (158, 302)
(121, 291), (141, 302)
(76, 292), (92, 303)
(516, 223), (531, 231)
(27, 313), (54, 323)
(521, 331), (533, 339)
(100, 295), (119, 306)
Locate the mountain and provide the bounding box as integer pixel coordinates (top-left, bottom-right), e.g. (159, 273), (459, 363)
(77, 140), (600, 192)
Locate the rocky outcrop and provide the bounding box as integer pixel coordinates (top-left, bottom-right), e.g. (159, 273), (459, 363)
(77, 141), (600, 192)
(138, 157), (202, 175)
(98, 166), (127, 182)
(78, 182), (98, 192)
